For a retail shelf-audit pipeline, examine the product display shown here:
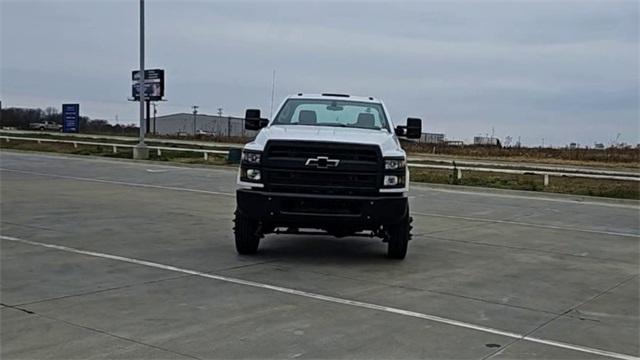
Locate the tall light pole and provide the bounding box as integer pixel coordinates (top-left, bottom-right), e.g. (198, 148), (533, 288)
(152, 102), (157, 134)
(219, 107), (229, 137)
(192, 105), (199, 135)
(133, 0), (149, 159)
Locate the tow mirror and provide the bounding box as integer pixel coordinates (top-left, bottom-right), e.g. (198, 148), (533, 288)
(394, 117), (422, 139)
(405, 117), (422, 139)
(245, 109), (268, 130)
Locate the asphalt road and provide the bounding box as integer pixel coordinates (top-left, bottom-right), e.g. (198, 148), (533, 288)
(1, 150), (638, 360)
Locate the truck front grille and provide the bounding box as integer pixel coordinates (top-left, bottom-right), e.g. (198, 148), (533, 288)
(267, 142), (379, 163)
(263, 141), (382, 195)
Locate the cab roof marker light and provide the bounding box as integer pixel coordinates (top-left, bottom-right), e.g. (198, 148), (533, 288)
(321, 93), (350, 98)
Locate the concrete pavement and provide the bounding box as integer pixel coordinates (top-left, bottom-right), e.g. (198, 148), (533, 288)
(1, 151), (638, 359)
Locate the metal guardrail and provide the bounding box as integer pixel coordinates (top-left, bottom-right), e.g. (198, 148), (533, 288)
(0, 136), (228, 160)
(407, 156), (640, 177)
(0, 129), (244, 149)
(2, 135), (639, 185)
(407, 163), (640, 186)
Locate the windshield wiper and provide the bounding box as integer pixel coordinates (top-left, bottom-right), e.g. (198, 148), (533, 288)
(275, 123), (380, 130)
(320, 123), (382, 130)
(313, 123), (347, 127)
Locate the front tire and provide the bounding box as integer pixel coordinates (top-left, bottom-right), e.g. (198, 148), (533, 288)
(387, 207), (411, 259)
(233, 211), (260, 254)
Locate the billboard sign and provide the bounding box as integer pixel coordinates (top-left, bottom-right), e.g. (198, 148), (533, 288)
(62, 104), (80, 133)
(132, 69), (164, 101)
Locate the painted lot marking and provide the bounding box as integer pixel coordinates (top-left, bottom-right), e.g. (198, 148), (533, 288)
(2, 167), (638, 239)
(0, 168), (234, 198)
(1, 235), (637, 360)
(145, 169), (173, 173)
(414, 212), (640, 239)
(0, 151), (236, 173)
(415, 187), (640, 210)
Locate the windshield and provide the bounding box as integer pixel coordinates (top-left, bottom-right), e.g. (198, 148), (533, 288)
(272, 99), (389, 131)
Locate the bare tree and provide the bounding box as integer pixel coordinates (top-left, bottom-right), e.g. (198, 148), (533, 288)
(44, 107), (58, 117)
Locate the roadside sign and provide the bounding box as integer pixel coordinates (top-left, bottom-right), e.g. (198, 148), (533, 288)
(62, 104), (80, 133)
(131, 69), (164, 101)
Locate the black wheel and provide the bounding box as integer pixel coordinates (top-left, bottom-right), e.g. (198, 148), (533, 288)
(233, 210), (260, 254)
(387, 207), (411, 259)
(39, 127), (45, 131)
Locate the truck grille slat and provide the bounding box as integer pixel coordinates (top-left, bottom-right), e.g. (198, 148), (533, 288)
(267, 146), (379, 162)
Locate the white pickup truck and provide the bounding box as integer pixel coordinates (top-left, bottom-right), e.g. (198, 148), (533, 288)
(234, 93), (422, 259)
(29, 121), (62, 131)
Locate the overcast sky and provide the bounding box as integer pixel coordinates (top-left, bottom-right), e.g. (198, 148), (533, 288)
(1, 0), (638, 146)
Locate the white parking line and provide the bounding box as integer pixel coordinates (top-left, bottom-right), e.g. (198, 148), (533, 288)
(0, 151), (236, 173)
(414, 212), (640, 238)
(145, 169), (173, 173)
(1, 235), (637, 360)
(0, 168), (234, 197)
(413, 186), (640, 210)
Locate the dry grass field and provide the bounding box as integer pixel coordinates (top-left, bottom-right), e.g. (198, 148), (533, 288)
(402, 141), (640, 170)
(410, 167), (639, 200)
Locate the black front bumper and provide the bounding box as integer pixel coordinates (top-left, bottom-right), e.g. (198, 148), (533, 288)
(236, 189), (408, 228)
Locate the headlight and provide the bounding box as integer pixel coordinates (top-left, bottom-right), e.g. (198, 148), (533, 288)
(246, 169), (261, 181)
(241, 168), (261, 182)
(242, 151), (261, 164)
(383, 175), (405, 187)
(384, 158), (406, 170)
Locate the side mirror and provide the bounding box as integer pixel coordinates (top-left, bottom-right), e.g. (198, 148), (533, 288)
(394, 117), (422, 139)
(405, 117), (422, 139)
(245, 109), (268, 130)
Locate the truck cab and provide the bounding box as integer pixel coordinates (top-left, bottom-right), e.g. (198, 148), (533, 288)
(234, 93), (421, 259)
(29, 120), (62, 131)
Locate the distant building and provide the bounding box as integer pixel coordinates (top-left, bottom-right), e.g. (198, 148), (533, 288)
(154, 113), (258, 137)
(419, 133), (445, 144)
(569, 142), (578, 149)
(473, 136), (501, 146)
(445, 140), (464, 146)
(594, 143), (605, 150)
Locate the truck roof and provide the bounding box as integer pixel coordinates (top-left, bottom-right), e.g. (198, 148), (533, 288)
(288, 93), (381, 104)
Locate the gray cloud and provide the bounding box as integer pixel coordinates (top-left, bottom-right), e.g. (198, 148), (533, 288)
(1, 0), (638, 146)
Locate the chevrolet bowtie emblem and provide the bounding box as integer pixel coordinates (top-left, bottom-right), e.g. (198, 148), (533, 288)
(305, 156), (340, 169)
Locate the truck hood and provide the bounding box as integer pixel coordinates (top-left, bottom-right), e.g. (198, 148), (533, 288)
(246, 125), (405, 157)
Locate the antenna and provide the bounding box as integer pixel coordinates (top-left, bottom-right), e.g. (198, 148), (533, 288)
(613, 133), (621, 147)
(270, 69), (276, 117)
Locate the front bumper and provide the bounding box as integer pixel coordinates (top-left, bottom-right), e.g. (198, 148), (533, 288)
(236, 189), (408, 228)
